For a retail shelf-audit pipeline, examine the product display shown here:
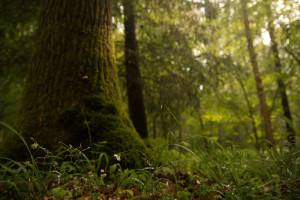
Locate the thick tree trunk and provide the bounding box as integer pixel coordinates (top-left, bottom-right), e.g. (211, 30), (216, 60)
(2, 0), (147, 166)
(267, 1), (296, 145)
(123, 0), (148, 138)
(241, 0), (274, 147)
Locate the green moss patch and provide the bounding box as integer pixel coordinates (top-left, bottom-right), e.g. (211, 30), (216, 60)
(56, 95), (148, 168)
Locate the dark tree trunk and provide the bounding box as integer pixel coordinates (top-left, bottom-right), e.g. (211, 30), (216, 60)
(267, 1), (295, 145)
(153, 116), (157, 138)
(123, 0), (148, 138)
(1, 0), (147, 166)
(242, 0), (274, 147)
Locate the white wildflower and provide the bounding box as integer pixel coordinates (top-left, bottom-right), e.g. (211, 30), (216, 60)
(101, 173), (107, 179)
(31, 143), (38, 149)
(114, 154), (121, 161)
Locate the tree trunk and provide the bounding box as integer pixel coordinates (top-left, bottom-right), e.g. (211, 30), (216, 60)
(237, 78), (260, 149)
(241, 0), (274, 147)
(161, 110), (168, 139)
(199, 113), (209, 149)
(153, 116), (157, 138)
(283, 47), (300, 66)
(2, 0), (147, 166)
(267, 1), (296, 145)
(123, 0), (148, 138)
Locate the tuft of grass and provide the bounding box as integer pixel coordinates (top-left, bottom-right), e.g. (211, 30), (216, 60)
(0, 121), (47, 199)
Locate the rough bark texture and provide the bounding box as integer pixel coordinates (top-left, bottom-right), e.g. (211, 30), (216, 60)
(242, 0), (274, 147)
(267, 1), (295, 145)
(1, 0), (147, 167)
(123, 0), (148, 138)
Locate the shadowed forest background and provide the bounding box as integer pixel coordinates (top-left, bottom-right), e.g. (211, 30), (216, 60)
(0, 0), (299, 199)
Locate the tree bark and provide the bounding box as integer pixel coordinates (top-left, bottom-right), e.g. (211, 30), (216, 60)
(241, 0), (274, 147)
(1, 0), (147, 166)
(267, 1), (295, 145)
(123, 0), (148, 138)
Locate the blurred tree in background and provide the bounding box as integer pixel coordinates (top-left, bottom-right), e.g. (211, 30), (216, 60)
(123, 0), (148, 138)
(0, 0), (39, 141)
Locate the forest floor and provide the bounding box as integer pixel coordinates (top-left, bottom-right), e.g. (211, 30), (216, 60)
(41, 170), (219, 200)
(1, 139), (299, 199)
(39, 172), (202, 200)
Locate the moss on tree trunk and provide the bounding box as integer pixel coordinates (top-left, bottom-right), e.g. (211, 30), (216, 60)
(1, 0), (147, 167)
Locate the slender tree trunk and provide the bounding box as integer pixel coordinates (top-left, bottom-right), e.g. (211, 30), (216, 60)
(153, 116), (157, 138)
(241, 0), (274, 147)
(215, 78), (223, 145)
(283, 47), (300, 65)
(199, 113), (209, 149)
(161, 110), (168, 139)
(123, 0), (148, 138)
(267, 1), (296, 145)
(1, 0), (147, 165)
(237, 78), (260, 149)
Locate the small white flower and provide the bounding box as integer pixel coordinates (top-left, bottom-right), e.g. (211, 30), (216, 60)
(31, 143), (38, 149)
(114, 154), (121, 161)
(101, 169), (105, 173)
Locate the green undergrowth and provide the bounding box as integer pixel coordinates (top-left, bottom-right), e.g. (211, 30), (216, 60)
(0, 122), (299, 199)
